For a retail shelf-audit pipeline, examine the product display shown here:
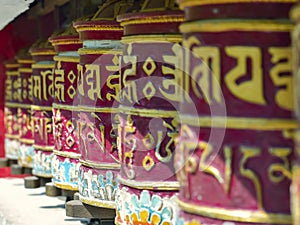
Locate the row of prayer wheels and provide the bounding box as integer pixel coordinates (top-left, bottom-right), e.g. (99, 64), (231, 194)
(3, 0), (300, 224)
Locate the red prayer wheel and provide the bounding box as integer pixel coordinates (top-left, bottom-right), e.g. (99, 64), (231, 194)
(73, 0), (128, 208)
(30, 40), (56, 178)
(4, 61), (20, 161)
(115, 1), (184, 224)
(176, 1), (296, 225)
(49, 28), (82, 191)
(16, 51), (35, 168)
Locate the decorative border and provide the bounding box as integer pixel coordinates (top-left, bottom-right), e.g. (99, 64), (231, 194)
(32, 151), (53, 178)
(78, 167), (118, 209)
(177, 198), (291, 224)
(120, 16), (184, 26)
(18, 143), (34, 168)
(53, 55), (80, 63)
(180, 20), (293, 33)
(117, 175), (180, 190)
(53, 150), (81, 159)
(79, 159), (120, 170)
(178, 0), (297, 8)
(78, 48), (122, 55)
(116, 187), (178, 225)
(121, 35), (182, 44)
(51, 155), (80, 191)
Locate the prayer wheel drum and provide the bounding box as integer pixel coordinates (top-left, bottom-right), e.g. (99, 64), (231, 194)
(73, 0), (127, 208)
(4, 61), (20, 161)
(176, 1), (296, 225)
(49, 30), (82, 191)
(30, 41), (56, 178)
(16, 52), (35, 168)
(115, 2), (184, 224)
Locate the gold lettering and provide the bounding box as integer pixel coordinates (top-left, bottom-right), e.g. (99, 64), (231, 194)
(106, 54), (121, 102)
(268, 147), (292, 182)
(240, 146), (263, 210)
(77, 64), (84, 96)
(54, 61), (65, 102)
(269, 47), (293, 110)
(225, 46), (265, 105)
(160, 43), (184, 102)
(86, 64), (102, 101)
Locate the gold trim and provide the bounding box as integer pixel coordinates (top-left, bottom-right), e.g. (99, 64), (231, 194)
(52, 103), (80, 111)
(77, 105), (120, 113)
(6, 103), (32, 109)
(31, 105), (52, 111)
(5, 134), (19, 139)
(30, 50), (56, 56)
(53, 149), (81, 159)
(6, 71), (19, 76)
(20, 138), (34, 144)
(32, 64), (55, 69)
(178, 0), (297, 8)
(75, 25), (123, 32)
(79, 196), (116, 209)
(49, 39), (82, 46)
(180, 115), (297, 130)
(117, 175), (180, 190)
(17, 59), (35, 64)
(119, 106), (177, 118)
(79, 159), (120, 170)
(120, 16), (184, 26)
(78, 48), (122, 55)
(33, 144), (54, 152)
(53, 55), (79, 63)
(32, 172), (52, 178)
(121, 35), (182, 44)
(52, 182), (78, 191)
(5, 63), (19, 68)
(180, 20), (293, 33)
(177, 198), (292, 224)
(18, 68), (33, 73)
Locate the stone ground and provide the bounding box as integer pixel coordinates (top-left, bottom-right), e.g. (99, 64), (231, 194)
(0, 178), (91, 225)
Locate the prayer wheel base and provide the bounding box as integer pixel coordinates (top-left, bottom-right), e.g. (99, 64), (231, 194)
(24, 176), (40, 189)
(45, 182), (62, 197)
(10, 164), (23, 175)
(0, 158), (8, 168)
(66, 200), (116, 219)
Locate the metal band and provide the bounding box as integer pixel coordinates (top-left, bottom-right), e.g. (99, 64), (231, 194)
(5, 63), (19, 68)
(118, 106), (177, 118)
(177, 198), (292, 224)
(53, 150), (81, 159)
(180, 20), (293, 33)
(18, 68), (33, 73)
(79, 159), (120, 170)
(76, 105), (120, 113)
(33, 144), (54, 152)
(32, 64), (55, 69)
(30, 50), (56, 56)
(117, 175), (180, 190)
(120, 16), (184, 26)
(180, 115), (297, 130)
(50, 39), (82, 46)
(178, 0), (297, 8)
(78, 48), (122, 55)
(19, 138), (34, 145)
(79, 196), (116, 209)
(17, 59), (35, 64)
(121, 34), (182, 44)
(52, 182), (78, 191)
(31, 105), (52, 111)
(52, 103), (80, 111)
(6, 102), (32, 109)
(74, 25), (123, 32)
(32, 172), (52, 178)
(6, 71), (19, 76)
(5, 134), (19, 139)
(53, 55), (80, 63)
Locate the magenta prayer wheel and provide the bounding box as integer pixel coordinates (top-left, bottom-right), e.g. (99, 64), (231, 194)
(16, 52), (35, 168)
(49, 29), (82, 190)
(4, 61), (20, 161)
(30, 41), (56, 178)
(73, 0), (128, 208)
(115, 2), (184, 224)
(176, 1), (297, 225)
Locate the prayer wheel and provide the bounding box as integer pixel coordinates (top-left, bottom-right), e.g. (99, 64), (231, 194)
(115, 1), (184, 224)
(16, 50), (35, 168)
(49, 28), (82, 191)
(176, 1), (296, 224)
(73, 0), (128, 208)
(30, 40), (56, 178)
(4, 60), (20, 161)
